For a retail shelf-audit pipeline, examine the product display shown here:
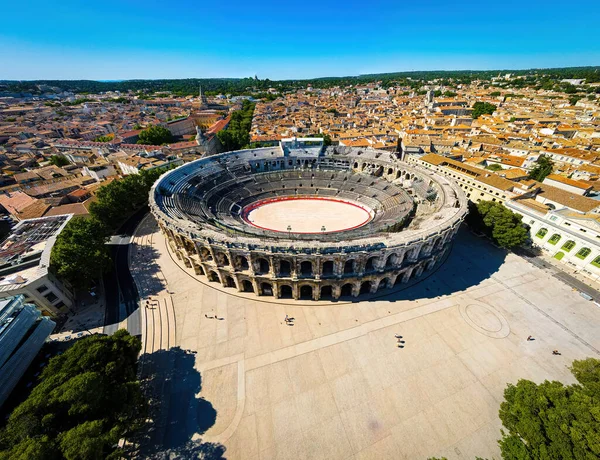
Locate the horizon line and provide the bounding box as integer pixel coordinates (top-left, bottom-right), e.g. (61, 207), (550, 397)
(2, 65), (599, 83)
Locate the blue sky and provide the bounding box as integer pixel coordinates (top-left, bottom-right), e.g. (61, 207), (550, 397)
(1, 0), (599, 80)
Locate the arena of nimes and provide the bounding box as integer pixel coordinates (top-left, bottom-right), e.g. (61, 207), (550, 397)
(149, 138), (468, 301)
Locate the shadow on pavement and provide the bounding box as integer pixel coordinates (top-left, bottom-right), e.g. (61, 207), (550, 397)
(132, 245), (167, 296)
(357, 228), (508, 303)
(137, 347), (225, 459)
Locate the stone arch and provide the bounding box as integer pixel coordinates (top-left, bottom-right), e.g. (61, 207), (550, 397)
(341, 283), (354, 297)
(199, 247), (213, 261)
(216, 252), (229, 266)
(378, 277), (391, 290)
(241, 280), (254, 293)
(279, 259), (292, 277)
(236, 255), (249, 270)
(260, 282), (273, 296)
(322, 260), (334, 276)
(365, 256), (378, 272)
(360, 281), (372, 295)
(385, 253), (398, 268)
(224, 275), (236, 288)
(300, 284), (313, 300)
(207, 270), (219, 282)
(320, 285), (333, 299)
(279, 284), (293, 299)
(344, 259), (355, 274)
(256, 257), (270, 275)
(300, 260), (313, 277)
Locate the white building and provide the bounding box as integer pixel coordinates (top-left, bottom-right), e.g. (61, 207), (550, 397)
(0, 215), (75, 316)
(413, 152), (600, 282)
(82, 164), (117, 182)
(0, 295), (55, 407)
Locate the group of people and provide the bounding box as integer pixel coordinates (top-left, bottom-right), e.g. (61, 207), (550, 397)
(205, 314), (225, 320)
(395, 334), (405, 348)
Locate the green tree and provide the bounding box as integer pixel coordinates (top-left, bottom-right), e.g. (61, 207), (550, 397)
(137, 125), (173, 145)
(472, 101), (497, 119)
(89, 168), (165, 231)
(569, 96), (583, 106)
(0, 330), (146, 460)
(49, 155), (69, 167)
(93, 133), (114, 143)
(216, 100), (256, 151)
(467, 201), (529, 249)
(485, 163), (504, 171)
(499, 358), (600, 460)
(50, 217), (110, 289)
(528, 156), (554, 182)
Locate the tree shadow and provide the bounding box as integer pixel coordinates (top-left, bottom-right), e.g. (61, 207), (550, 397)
(135, 347), (225, 459)
(131, 245), (168, 298)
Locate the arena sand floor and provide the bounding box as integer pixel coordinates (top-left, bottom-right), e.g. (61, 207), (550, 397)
(130, 214), (600, 460)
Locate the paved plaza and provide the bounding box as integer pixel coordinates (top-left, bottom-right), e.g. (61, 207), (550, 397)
(130, 215), (600, 460)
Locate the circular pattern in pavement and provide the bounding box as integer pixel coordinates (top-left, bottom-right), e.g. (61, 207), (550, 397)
(459, 303), (510, 338)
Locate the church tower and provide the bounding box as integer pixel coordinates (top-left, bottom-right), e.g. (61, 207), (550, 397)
(199, 85), (208, 108)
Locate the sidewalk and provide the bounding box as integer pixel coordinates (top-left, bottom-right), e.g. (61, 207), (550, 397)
(50, 284), (106, 341)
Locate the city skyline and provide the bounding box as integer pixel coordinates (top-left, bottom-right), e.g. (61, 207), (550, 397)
(2, 0), (599, 80)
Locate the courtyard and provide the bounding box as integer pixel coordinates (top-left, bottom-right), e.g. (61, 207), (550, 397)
(130, 215), (600, 459)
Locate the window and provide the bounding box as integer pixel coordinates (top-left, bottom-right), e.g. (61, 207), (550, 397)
(549, 216), (558, 222)
(592, 256), (600, 268)
(562, 240), (576, 252)
(36, 285), (48, 293)
(536, 228), (548, 238)
(548, 234), (561, 245)
(44, 292), (58, 303)
(576, 247), (591, 260)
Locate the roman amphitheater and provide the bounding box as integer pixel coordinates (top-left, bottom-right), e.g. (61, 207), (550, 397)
(149, 138), (468, 301)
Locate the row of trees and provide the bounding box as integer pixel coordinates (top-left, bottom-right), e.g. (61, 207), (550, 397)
(50, 168), (166, 289)
(466, 201), (529, 249)
(0, 330), (146, 460)
(431, 358), (600, 460)
(216, 100), (256, 151)
(136, 125), (173, 145)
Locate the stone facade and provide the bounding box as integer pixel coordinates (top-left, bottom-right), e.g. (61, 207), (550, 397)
(150, 143), (468, 300)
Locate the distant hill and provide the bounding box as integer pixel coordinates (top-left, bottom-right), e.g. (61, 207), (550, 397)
(1, 66), (598, 96)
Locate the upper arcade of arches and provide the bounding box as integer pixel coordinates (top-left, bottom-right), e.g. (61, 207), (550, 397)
(150, 143), (468, 253)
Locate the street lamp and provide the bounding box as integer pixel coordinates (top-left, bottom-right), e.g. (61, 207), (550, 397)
(287, 225), (292, 239)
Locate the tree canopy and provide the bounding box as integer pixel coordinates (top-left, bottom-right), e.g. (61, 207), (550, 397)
(137, 125), (173, 145)
(216, 100), (255, 151)
(466, 200), (529, 249)
(0, 330), (146, 460)
(50, 217), (111, 290)
(88, 168), (165, 231)
(499, 358), (600, 459)
(528, 156), (554, 182)
(48, 155), (69, 167)
(472, 101), (497, 119)
(50, 167), (166, 290)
